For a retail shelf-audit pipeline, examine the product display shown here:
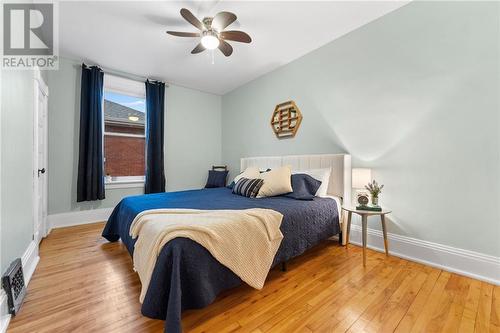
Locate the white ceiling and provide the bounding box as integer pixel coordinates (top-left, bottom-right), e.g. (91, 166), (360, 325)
(59, 1), (408, 95)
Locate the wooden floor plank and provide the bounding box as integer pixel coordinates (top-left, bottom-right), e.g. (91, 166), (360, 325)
(423, 274), (464, 332)
(458, 278), (483, 333)
(6, 222), (496, 333)
(363, 264), (428, 333)
(304, 258), (404, 332)
(490, 286), (500, 332)
(440, 276), (471, 332)
(475, 282), (494, 333)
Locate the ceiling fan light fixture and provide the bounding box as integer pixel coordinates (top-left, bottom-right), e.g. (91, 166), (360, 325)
(168, 8), (251, 57)
(201, 33), (219, 50)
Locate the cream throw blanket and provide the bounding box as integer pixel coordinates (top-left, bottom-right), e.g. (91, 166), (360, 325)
(129, 208), (284, 302)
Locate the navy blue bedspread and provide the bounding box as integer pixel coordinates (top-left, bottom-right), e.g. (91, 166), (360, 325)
(102, 187), (339, 333)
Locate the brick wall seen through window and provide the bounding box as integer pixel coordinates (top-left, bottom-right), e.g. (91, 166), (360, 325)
(103, 91), (146, 177)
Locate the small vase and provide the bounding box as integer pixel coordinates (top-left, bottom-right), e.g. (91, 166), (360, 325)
(371, 196), (379, 206)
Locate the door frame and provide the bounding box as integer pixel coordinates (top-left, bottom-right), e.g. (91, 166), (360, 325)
(32, 68), (49, 244)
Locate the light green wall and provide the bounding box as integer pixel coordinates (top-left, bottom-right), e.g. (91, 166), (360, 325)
(1, 70), (36, 272)
(165, 85), (222, 191)
(47, 57), (221, 214)
(222, 1), (500, 257)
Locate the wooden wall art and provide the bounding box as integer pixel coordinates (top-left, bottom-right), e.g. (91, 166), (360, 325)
(270, 100), (303, 139)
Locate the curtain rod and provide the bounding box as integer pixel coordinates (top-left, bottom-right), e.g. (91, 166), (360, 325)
(77, 63), (169, 87)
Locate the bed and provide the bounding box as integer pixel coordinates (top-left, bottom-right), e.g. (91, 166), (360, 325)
(102, 154), (351, 333)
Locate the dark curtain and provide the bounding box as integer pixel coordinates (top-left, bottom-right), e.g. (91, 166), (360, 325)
(145, 80), (166, 193)
(77, 64), (105, 202)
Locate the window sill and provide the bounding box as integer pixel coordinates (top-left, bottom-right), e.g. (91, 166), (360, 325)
(105, 179), (144, 190)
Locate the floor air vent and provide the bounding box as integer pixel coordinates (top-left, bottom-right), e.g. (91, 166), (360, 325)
(2, 258), (26, 315)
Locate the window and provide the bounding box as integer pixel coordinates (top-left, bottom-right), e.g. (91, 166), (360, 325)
(103, 75), (146, 187)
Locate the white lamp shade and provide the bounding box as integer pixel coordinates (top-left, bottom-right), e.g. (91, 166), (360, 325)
(352, 168), (372, 189)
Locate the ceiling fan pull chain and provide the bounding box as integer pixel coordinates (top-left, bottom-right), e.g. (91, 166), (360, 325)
(211, 50), (215, 65)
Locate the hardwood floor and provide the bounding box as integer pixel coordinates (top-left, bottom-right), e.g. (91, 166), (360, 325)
(8, 222), (499, 333)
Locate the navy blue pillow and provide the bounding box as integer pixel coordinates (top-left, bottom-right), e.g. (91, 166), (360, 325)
(284, 174), (322, 200)
(205, 170), (229, 188)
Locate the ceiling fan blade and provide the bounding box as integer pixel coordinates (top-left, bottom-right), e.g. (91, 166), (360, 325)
(167, 31), (200, 37)
(220, 30), (251, 43)
(212, 11), (237, 31)
(180, 8), (204, 30)
(218, 39), (233, 57)
(191, 43), (206, 54)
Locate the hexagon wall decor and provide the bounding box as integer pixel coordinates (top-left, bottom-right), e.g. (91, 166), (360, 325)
(270, 100), (303, 139)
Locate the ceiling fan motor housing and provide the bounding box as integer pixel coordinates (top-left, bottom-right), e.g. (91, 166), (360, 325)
(202, 17), (213, 30)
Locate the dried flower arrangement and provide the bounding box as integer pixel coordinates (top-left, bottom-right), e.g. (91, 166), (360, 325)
(365, 180), (384, 206)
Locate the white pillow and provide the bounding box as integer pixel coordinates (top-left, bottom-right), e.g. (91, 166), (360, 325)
(233, 166), (260, 184)
(292, 168), (331, 197)
(257, 166), (293, 198)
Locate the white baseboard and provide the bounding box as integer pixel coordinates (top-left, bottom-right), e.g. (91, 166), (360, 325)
(47, 207), (113, 231)
(0, 291), (10, 333)
(0, 240), (40, 333)
(349, 225), (500, 285)
(21, 240), (40, 285)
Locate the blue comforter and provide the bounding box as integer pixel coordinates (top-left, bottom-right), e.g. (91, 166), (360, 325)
(102, 187), (339, 332)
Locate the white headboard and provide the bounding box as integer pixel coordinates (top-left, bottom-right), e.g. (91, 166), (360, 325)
(240, 154), (351, 205)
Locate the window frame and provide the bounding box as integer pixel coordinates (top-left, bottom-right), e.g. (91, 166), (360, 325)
(104, 175), (145, 189)
(102, 75), (146, 188)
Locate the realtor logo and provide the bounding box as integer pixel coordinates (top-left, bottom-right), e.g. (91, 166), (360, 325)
(2, 3), (58, 69)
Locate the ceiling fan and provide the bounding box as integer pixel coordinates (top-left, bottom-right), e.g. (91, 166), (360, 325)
(166, 8), (252, 57)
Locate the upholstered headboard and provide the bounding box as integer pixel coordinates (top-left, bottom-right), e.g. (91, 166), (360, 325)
(240, 154), (351, 205)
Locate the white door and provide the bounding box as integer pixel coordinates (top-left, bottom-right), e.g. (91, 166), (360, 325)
(33, 70), (49, 244)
